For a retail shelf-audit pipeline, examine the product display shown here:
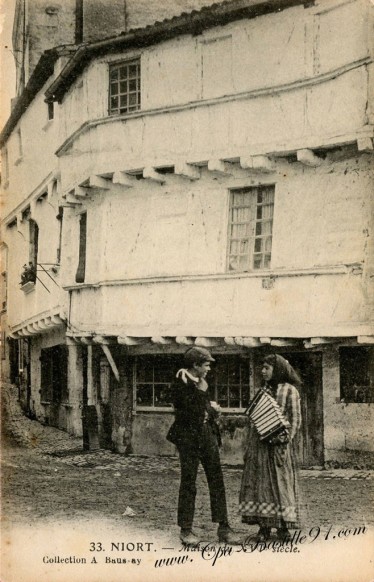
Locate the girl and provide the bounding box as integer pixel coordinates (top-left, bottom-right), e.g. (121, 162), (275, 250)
(239, 354), (302, 541)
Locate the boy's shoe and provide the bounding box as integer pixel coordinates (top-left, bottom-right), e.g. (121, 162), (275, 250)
(217, 525), (241, 545)
(180, 530), (200, 545)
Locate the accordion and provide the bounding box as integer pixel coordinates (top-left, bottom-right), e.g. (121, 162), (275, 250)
(245, 389), (290, 442)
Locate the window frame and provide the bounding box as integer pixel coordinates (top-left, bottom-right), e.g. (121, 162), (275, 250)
(226, 184), (275, 273)
(75, 211), (87, 284)
(133, 354), (251, 413)
(339, 346), (374, 403)
(108, 58), (141, 116)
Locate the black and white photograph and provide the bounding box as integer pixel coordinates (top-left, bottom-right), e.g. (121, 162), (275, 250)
(0, 1), (373, 581)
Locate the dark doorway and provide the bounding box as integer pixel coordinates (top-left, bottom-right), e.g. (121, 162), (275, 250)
(285, 352), (324, 467)
(40, 345), (68, 427)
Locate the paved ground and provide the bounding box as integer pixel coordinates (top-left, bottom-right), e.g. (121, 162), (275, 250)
(2, 384), (374, 582)
(2, 383), (373, 534)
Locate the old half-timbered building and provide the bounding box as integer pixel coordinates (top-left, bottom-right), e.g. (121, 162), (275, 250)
(1, 0), (373, 466)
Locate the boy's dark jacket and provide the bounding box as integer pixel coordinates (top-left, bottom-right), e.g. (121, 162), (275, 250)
(166, 374), (221, 448)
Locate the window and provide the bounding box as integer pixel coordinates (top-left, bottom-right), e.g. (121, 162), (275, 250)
(29, 219), (39, 267)
(135, 355), (179, 409)
(48, 101), (54, 121)
(208, 356), (250, 409)
(1, 147), (9, 184)
(40, 345), (68, 403)
(340, 347), (374, 403)
(228, 185), (274, 272)
(0, 244), (8, 311)
(134, 354), (250, 410)
(56, 206), (63, 263)
(75, 212), (87, 283)
(15, 128), (23, 161)
(109, 59), (141, 115)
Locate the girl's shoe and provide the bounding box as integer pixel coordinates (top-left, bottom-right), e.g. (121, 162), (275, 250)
(277, 527), (291, 542)
(256, 527), (271, 541)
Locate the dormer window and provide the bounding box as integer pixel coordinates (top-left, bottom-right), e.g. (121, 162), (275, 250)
(109, 59), (141, 115)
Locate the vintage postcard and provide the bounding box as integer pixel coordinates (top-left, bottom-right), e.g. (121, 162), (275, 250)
(1, 0), (373, 581)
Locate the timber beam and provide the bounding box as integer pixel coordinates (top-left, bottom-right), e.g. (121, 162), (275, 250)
(207, 159), (233, 176)
(174, 162), (200, 180)
(296, 149), (323, 167)
(240, 155), (274, 173)
(143, 167), (166, 184)
(176, 336), (194, 345)
(112, 171), (135, 188)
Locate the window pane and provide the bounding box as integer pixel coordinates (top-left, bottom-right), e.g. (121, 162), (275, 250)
(129, 93), (137, 106)
(262, 187), (274, 204)
(154, 385), (171, 407)
(265, 237), (272, 252)
(240, 362), (250, 383)
(110, 82), (118, 95)
(230, 240), (238, 254)
(110, 68), (119, 81)
(239, 255), (249, 270)
(253, 255), (262, 269)
(139, 358), (154, 382)
(261, 221), (272, 235)
(110, 96), (118, 109)
(129, 64), (138, 76)
(129, 79), (137, 91)
(264, 254), (271, 268)
(137, 384), (152, 406)
(242, 388), (250, 407)
(262, 204), (274, 219)
(119, 66), (128, 79)
(240, 239), (249, 253)
(254, 238), (262, 252)
(119, 81), (127, 93)
(228, 256), (239, 271)
(217, 385), (228, 407)
(229, 386), (240, 408)
(228, 361), (240, 383)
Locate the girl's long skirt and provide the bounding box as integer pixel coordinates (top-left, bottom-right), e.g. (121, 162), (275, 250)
(239, 428), (300, 529)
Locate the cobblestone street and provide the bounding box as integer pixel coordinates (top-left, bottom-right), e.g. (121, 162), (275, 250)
(2, 384), (374, 535)
(2, 385), (374, 582)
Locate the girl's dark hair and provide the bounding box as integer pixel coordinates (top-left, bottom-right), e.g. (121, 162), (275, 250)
(263, 354), (301, 387)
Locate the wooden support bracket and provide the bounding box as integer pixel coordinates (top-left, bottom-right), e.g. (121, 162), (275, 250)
(174, 162), (200, 180)
(101, 344), (120, 382)
(240, 155), (274, 173)
(151, 336), (173, 345)
(296, 149), (322, 167)
(271, 339), (299, 347)
(143, 167), (166, 184)
(357, 336), (374, 345)
(235, 337), (262, 348)
(207, 159), (233, 176)
(195, 337), (219, 347)
(357, 138), (373, 152)
(112, 171), (135, 188)
(117, 336), (148, 346)
(176, 336), (194, 345)
(87, 175), (111, 189)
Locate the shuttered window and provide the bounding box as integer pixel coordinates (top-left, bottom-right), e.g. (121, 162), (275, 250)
(75, 212), (87, 283)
